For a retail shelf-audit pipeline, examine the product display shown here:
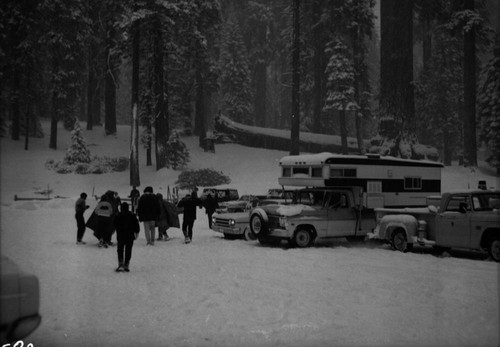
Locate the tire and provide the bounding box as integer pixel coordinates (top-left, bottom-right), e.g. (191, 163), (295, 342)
(291, 228), (313, 248)
(488, 238), (500, 262)
(243, 227), (257, 241)
(250, 214), (267, 235)
(391, 229), (409, 252)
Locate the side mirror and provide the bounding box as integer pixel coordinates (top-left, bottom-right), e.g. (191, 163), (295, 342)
(428, 205), (438, 214)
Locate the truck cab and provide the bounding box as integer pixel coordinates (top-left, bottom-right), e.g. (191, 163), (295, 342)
(249, 187), (375, 247)
(372, 190), (500, 261)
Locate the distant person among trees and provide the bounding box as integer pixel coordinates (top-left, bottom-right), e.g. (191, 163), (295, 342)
(75, 192), (89, 244)
(114, 202), (140, 272)
(137, 186), (161, 245)
(203, 194), (219, 229)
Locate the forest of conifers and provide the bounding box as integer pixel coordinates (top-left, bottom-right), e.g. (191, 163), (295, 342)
(1, 0), (499, 173)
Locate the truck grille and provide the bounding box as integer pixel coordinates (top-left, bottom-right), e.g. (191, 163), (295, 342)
(213, 217), (232, 227)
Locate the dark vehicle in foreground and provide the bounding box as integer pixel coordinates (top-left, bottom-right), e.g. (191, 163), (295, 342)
(1, 257), (41, 343)
(370, 190), (500, 261)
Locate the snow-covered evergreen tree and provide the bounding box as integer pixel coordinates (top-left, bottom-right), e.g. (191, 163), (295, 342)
(164, 131), (190, 170)
(479, 38), (500, 174)
(64, 120), (91, 164)
(323, 39), (357, 154)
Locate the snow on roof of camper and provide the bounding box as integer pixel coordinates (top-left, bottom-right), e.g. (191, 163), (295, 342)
(279, 153), (444, 168)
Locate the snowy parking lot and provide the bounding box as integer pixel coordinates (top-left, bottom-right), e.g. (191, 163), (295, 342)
(1, 124), (499, 346)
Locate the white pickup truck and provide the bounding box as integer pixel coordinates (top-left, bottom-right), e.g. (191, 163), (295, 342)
(371, 190), (500, 261)
(249, 187), (376, 247)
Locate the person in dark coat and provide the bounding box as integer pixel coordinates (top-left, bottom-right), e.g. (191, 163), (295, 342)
(203, 194), (219, 229)
(156, 193), (171, 241)
(177, 192), (202, 243)
(114, 202), (140, 272)
(137, 186), (161, 245)
(129, 186), (140, 213)
(94, 194), (113, 248)
(75, 192), (90, 244)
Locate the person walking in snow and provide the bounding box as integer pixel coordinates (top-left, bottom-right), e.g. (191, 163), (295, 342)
(177, 191), (202, 243)
(94, 194), (114, 248)
(75, 192), (90, 244)
(114, 202), (140, 272)
(203, 193), (219, 229)
(156, 193), (171, 241)
(137, 186), (161, 245)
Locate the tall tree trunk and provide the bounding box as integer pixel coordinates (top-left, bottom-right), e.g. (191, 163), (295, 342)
(290, 0), (300, 155)
(254, 62), (267, 127)
(463, 0), (477, 166)
(153, 20), (168, 170)
(195, 67), (206, 147)
(104, 45), (117, 135)
(130, 15), (140, 187)
(312, 0), (324, 134)
(380, 0), (415, 142)
(86, 48), (95, 130)
(50, 90), (58, 149)
(11, 70), (20, 141)
(339, 109), (348, 154)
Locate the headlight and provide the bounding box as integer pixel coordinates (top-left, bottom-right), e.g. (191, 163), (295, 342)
(212, 216), (216, 225)
(229, 219), (235, 226)
(279, 217), (288, 228)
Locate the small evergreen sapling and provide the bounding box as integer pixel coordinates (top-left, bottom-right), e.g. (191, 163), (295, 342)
(64, 120), (91, 165)
(165, 131), (190, 170)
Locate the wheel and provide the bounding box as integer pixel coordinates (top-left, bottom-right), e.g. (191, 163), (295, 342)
(391, 229), (409, 252)
(243, 227), (257, 241)
(250, 214), (267, 235)
(488, 238), (500, 262)
(291, 228), (313, 248)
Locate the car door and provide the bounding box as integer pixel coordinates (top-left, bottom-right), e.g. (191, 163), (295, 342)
(326, 192), (357, 237)
(436, 195), (471, 248)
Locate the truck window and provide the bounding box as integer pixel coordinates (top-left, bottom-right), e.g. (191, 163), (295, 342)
(445, 196), (470, 212)
(472, 193), (500, 211)
(326, 193), (348, 209)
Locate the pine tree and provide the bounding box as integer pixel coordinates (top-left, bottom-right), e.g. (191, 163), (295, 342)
(323, 39), (357, 154)
(479, 39), (500, 174)
(64, 120), (91, 164)
(165, 131), (190, 170)
(219, 14), (253, 124)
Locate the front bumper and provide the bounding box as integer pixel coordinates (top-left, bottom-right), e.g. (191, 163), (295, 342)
(213, 225), (242, 235)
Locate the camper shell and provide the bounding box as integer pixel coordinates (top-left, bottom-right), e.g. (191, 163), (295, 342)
(278, 152), (443, 208)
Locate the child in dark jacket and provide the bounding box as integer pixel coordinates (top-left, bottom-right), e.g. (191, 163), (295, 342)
(114, 202), (140, 272)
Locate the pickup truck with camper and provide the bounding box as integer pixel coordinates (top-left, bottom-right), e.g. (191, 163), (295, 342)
(249, 187), (376, 247)
(371, 190), (500, 261)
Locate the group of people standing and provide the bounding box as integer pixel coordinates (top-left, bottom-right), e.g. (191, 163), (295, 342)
(75, 186), (219, 272)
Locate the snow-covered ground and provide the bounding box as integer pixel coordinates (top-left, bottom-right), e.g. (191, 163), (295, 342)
(1, 122), (499, 347)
